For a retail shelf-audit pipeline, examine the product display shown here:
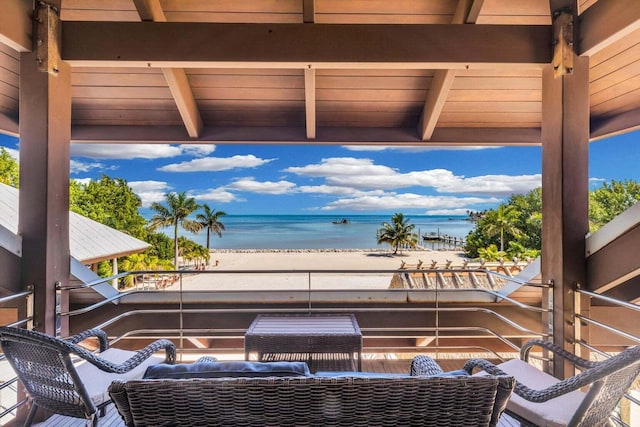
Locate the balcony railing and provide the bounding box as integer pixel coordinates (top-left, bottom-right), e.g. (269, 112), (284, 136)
(1, 268), (639, 425)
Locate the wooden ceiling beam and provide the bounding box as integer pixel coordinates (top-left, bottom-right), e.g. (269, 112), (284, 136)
(61, 22), (551, 68)
(580, 0), (640, 57)
(1, 0), (34, 52)
(70, 125), (541, 145)
(418, 0), (481, 141)
(303, 1), (316, 140)
(590, 108), (640, 141)
(133, 0), (203, 138)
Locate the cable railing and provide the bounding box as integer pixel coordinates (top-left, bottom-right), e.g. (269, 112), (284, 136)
(574, 286), (640, 427)
(0, 289), (32, 425)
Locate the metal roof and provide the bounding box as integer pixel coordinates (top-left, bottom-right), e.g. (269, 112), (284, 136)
(0, 183), (149, 264)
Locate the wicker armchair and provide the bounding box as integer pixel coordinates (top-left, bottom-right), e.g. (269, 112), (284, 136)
(462, 339), (640, 427)
(0, 326), (175, 426)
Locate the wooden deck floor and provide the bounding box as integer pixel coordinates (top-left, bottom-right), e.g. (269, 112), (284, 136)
(33, 358), (522, 427)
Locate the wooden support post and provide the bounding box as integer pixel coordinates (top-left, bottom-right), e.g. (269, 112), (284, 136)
(541, 53), (589, 378)
(19, 3), (71, 335)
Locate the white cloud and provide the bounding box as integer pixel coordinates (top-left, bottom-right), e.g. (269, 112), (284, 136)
(158, 155), (274, 172)
(285, 157), (397, 179)
(72, 144), (182, 159)
(297, 185), (382, 197)
(285, 157), (540, 197)
(128, 180), (172, 207)
(70, 159), (115, 174)
(227, 178), (296, 195)
(189, 188), (240, 203)
(320, 193), (500, 211)
(436, 174), (542, 196)
(425, 208), (474, 216)
(179, 144), (216, 156)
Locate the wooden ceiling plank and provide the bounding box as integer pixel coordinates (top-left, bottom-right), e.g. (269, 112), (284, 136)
(61, 22), (551, 68)
(0, 112), (18, 136)
(418, 0), (483, 141)
(580, 0), (640, 57)
(133, 0), (203, 138)
(1, 0), (33, 52)
(590, 107), (640, 141)
(304, 68), (316, 139)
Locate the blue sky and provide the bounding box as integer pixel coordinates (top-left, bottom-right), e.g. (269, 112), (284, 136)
(0, 131), (637, 215)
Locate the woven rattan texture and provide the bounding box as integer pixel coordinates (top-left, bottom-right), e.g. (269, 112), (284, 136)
(110, 376), (508, 426)
(463, 339), (640, 427)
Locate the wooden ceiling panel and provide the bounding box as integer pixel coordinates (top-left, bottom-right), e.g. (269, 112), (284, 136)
(316, 111), (420, 128)
(61, 0), (139, 21)
(447, 90), (541, 102)
(315, 0), (457, 24)
(477, 0), (550, 25)
(443, 101), (541, 114)
(438, 112), (540, 127)
(161, 0), (302, 23)
(317, 75), (431, 91)
(72, 108), (183, 124)
(452, 76), (541, 90)
(199, 99), (303, 111)
(590, 59), (640, 96)
(72, 86), (173, 99)
(193, 87), (304, 101)
(72, 71), (167, 87)
(73, 98), (179, 110)
(189, 74), (304, 89)
(200, 109), (305, 127)
(316, 89), (426, 103)
(316, 101), (423, 113)
(0, 93), (18, 115)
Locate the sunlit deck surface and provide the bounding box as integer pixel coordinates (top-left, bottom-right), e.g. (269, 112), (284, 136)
(33, 358), (524, 427)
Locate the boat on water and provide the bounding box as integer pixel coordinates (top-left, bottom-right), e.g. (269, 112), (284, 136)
(332, 218), (350, 224)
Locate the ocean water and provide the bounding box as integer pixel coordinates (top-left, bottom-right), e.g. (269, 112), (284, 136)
(171, 214), (476, 250)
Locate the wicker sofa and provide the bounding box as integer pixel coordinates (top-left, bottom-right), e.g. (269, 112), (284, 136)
(108, 359), (514, 426)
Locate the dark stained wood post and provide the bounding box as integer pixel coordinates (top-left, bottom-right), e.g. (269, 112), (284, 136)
(542, 2), (590, 379)
(18, 2), (70, 335)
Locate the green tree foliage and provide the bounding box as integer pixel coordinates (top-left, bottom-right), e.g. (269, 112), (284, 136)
(377, 213), (418, 254)
(145, 232), (174, 261)
(0, 147), (19, 187)
(464, 188), (542, 259)
(196, 204), (227, 250)
(148, 192), (203, 268)
(482, 204), (521, 252)
(589, 179), (640, 231)
(70, 175), (147, 240)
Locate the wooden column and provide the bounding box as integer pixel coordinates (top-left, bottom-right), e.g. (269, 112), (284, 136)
(18, 9), (71, 335)
(541, 52), (589, 377)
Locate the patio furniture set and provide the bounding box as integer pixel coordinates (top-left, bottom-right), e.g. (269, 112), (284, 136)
(1, 314), (639, 426)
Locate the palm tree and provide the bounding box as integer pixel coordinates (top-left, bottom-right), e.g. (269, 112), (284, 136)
(482, 204), (521, 252)
(376, 213), (418, 254)
(148, 192), (202, 268)
(196, 204), (227, 250)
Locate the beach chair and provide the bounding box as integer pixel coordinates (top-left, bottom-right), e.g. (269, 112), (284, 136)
(462, 339), (640, 426)
(0, 326), (175, 426)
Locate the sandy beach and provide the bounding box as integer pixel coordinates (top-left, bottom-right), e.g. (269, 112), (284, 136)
(176, 249), (467, 291)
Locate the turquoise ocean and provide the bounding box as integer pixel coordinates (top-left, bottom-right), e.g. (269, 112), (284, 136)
(177, 215), (476, 250)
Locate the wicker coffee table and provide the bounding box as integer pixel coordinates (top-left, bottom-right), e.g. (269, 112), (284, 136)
(244, 314), (362, 372)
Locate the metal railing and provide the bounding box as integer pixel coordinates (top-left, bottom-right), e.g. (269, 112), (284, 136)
(0, 290), (33, 425)
(575, 286), (640, 426)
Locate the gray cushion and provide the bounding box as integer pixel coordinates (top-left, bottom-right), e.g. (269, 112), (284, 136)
(144, 361), (311, 379)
